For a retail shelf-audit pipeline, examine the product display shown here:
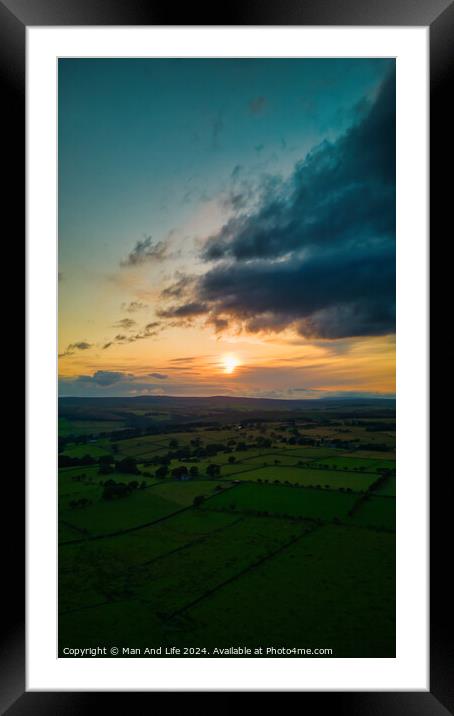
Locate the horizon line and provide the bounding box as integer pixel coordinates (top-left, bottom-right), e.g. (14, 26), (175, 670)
(58, 393), (396, 400)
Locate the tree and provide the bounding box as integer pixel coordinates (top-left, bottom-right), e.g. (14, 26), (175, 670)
(99, 454), (114, 466)
(116, 457), (139, 475)
(155, 465), (168, 479)
(193, 495), (205, 508)
(102, 481), (134, 500)
(228, 456), (236, 464)
(189, 465), (199, 478)
(206, 463), (221, 478)
(171, 465), (189, 480)
(98, 463), (113, 475)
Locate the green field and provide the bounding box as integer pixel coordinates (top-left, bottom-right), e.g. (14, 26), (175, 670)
(59, 397), (396, 657)
(59, 523), (395, 657)
(60, 488), (184, 537)
(349, 496), (396, 531)
(225, 465), (376, 491)
(59, 509), (242, 611)
(59, 418), (127, 436)
(59, 466), (161, 505)
(202, 483), (359, 521)
(183, 525), (396, 657)
(62, 442), (113, 459)
(59, 513), (309, 619)
(147, 480), (229, 506)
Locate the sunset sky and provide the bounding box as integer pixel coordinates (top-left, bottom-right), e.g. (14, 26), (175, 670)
(58, 58), (396, 399)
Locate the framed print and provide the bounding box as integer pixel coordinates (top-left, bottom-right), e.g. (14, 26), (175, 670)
(2, 0), (451, 708)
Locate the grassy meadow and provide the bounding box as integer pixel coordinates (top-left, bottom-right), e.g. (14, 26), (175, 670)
(58, 396), (396, 657)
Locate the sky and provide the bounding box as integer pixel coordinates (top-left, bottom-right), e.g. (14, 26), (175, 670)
(58, 58), (396, 399)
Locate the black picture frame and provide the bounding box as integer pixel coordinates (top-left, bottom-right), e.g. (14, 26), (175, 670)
(3, 0), (451, 709)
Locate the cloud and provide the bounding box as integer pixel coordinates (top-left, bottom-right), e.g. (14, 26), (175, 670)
(206, 316), (230, 333)
(69, 341), (91, 351)
(169, 356), (197, 363)
(103, 321), (161, 349)
(161, 273), (195, 299)
(197, 242), (395, 339)
(148, 372), (168, 380)
(120, 322), (161, 342)
(161, 69), (396, 341)
(59, 341), (92, 358)
(114, 318), (136, 330)
(203, 69), (395, 263)
(218, 164), (257, 214)
(58, 371), (227, 398)
(76, 370), (126, 386)
(120, 236), (170, 267)
(157, 302), (208, 320)
(121, 301), (148, 313)
(248, 96), (267, 115)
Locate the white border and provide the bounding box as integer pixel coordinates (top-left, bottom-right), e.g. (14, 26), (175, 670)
(27, 26), (429, 691)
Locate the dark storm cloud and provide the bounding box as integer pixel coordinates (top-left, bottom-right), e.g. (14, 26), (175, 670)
(207, 316), (230, 333)
(203, 70), (395, 264)
(197, 242), (395, 338)
(162, 69), (396, 340)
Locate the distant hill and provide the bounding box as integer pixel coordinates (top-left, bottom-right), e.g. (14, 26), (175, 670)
(59, 394), (395, 428)
(59, 394), (395, 410)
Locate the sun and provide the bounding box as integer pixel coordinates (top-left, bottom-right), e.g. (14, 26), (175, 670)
(222, 354), (240, 375)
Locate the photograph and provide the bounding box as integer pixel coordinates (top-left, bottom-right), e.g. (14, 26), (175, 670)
(57, 57), (396, 659)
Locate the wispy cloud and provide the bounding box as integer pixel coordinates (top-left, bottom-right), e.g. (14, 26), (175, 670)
(113, 318), (137, 330)
(103, 322), (161, 349)
(120, 235), (171, 267)
(248, 96), (267, 115)
(121, 301), (148, 313)
(59, 341), (92, 358)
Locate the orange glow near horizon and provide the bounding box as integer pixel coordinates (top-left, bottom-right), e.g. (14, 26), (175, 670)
(222, 354), (240, 375)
